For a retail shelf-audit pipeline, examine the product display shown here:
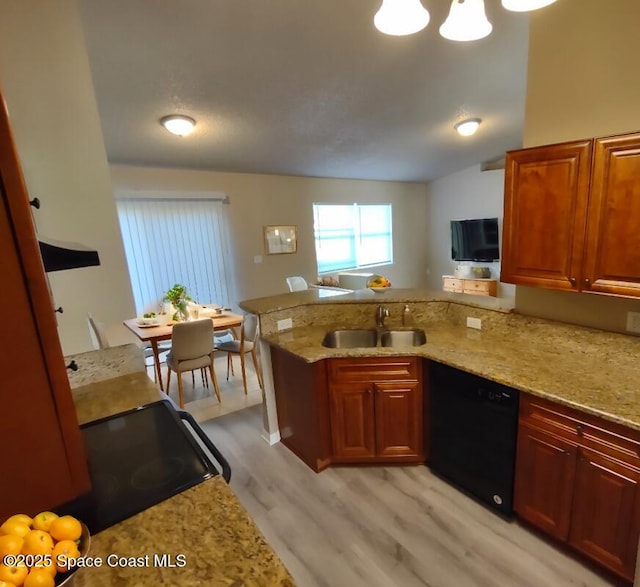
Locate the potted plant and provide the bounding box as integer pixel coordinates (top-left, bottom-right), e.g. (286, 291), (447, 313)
(164, 283), (192, 321)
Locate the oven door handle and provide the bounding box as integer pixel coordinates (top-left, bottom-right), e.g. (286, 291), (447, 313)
(177, 409), (232, 483)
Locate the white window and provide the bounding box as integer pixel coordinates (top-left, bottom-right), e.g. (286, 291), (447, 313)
(313, 203), (393, 274)
(116, 196), (233, 314)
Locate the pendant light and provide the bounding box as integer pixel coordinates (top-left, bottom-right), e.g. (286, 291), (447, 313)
(440, 0), (492, 41)
(501, 0), (557, 12)
(160, 115), (196, 136)
(374, 0), (430, 36)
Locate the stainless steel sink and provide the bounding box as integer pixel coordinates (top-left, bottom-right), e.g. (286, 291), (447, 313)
(380, 328), (427, 347)
(322, 329), (378, 348)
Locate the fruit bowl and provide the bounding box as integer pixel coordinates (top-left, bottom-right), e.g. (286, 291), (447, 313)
(369, 286), (391, 293)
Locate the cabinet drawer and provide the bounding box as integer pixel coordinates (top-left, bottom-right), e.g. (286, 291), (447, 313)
(520, 394), (640, 468)
(442, 277), (463, 292)
(463, 279), (496, 296)
(329, 357), (419, 383)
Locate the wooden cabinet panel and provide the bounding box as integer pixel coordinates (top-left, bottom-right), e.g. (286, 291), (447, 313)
(0, 93), (90, 520)
(374, 381), (422, 458)
(442, 276), (463, 293)
(329, 382), (375, 459)
(569, 447), (640, 581)
(502, 140), (592, 290)
(328, 357), (418, 383)
(583, 132), (640, 297)
(514, 423), (577, 541)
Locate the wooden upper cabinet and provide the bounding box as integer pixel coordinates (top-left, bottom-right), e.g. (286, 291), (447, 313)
(583, 133), (640, 297)
(0, 93), (90, 520)
(501, 140), (592, 290)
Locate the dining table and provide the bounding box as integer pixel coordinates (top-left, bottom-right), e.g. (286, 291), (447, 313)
(123, 312), (243, 391)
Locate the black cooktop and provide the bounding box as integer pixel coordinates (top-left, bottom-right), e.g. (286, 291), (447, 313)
(60, 400), (229, 534)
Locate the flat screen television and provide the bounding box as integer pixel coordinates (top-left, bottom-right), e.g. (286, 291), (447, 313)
(450, 217), (500, 262)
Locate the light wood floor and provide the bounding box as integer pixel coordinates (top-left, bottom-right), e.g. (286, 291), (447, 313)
(145, 352), (263, 421)
(201, 406), (623, 587)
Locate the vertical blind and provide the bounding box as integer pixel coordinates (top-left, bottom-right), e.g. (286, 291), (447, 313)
(117, 197), (233, 315)
(313, 203), (393, 273)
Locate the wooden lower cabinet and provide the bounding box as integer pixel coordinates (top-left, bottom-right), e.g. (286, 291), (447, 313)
(271, 350), (425, 469)
(328, 357), (423, 464)
(514, 423), (576, 541)
(330, 382), (375, 459)
(515, 394), (640, 582)
(569, 447), (640, 580)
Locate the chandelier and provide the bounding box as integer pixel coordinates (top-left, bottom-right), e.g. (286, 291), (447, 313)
(374, 0), (558, 41)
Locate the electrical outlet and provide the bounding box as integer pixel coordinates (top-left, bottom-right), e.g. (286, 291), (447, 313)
(466, 316), (482, 330)
(626, 311), (640, 333)
(253, 255), (263, 264)
(277, 318), (293, 331)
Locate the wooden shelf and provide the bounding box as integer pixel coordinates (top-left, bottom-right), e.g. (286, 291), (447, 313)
(442, 275), (497, 297)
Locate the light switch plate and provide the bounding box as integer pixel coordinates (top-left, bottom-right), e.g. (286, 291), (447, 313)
(466, 317), (482, 330)
(253, 255), (263, 264)
(277, 318), (293, 331)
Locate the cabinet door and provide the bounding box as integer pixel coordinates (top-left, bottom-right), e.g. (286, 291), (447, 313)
(583, 132), (640, 298)
(374, 381), (423, 458)
(569, 447), (640, 581)
(329, 383), (375, 459)
(0, 96), (90, 520)
(502, 141), (592, 290)
(514, 423), (577, 541)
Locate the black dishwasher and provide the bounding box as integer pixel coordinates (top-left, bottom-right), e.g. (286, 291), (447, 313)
(429, 362), (519, 516)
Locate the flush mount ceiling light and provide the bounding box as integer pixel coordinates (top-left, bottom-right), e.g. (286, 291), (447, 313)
(374, 0), (555, 40)
(440, 0), (492, 41)
(160, 115), (196, 136)
(374, 0), (430, 36)
(455, 118), (482, 136)
(501, 0), (557, 11)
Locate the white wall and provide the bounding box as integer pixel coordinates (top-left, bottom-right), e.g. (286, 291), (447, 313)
(425, 164), (515, 305)
(111, 165), (430, 306)
(0, 0), (135, 354)
(516, 0), (640, 333)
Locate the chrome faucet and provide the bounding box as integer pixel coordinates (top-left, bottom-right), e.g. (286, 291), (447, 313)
(375, 305), (390, 328)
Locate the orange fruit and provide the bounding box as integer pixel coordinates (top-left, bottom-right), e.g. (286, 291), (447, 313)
(0, 534), (24, 558)
(20, 531), (53, 557)
(51, 541), (79, 574)
(2, 516), (32, 529)
(0, 521), (30, 539)
(48, 516), (81, 543)
(29, 555), (55, 579)
(49, 516), (82, 540)
(30, 513), (57, 534)
(0, 562), (28, 586)
(0, 581), (19, 587)
(23, 569), (54, 587)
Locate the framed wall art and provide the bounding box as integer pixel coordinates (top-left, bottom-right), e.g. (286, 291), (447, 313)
(263, 225), (297, 255)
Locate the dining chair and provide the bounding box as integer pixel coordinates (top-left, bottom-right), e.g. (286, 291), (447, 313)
(215, 314), (263, 395)
(286, 276), (308, 292)
(87, 313), (110, 349)
(166, 319), (221, 409)
(88, 313), (170, 382)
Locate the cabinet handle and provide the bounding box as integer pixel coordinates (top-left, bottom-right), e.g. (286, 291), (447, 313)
(569, 277), (576, 286)
(55, 306), (64, 314)
(584, 278), (591, 286)
(66, 360), (78, 371)
(29, 197), (41, 209)
(576, 425), (584, 436)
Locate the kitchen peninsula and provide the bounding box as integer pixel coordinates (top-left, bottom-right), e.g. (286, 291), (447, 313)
(241, 288), (640, 582)
(67, 346), (294, 587)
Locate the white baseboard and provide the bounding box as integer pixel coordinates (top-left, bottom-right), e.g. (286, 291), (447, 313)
(261, 430), (281, 446)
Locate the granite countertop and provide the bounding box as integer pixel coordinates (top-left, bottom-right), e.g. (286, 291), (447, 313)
(73, 476), (294, 587)
(70, 361), (294, 586)
(250, 292), (640, 432)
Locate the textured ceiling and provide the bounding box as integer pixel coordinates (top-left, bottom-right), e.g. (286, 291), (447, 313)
(78, 0), (530, 182)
